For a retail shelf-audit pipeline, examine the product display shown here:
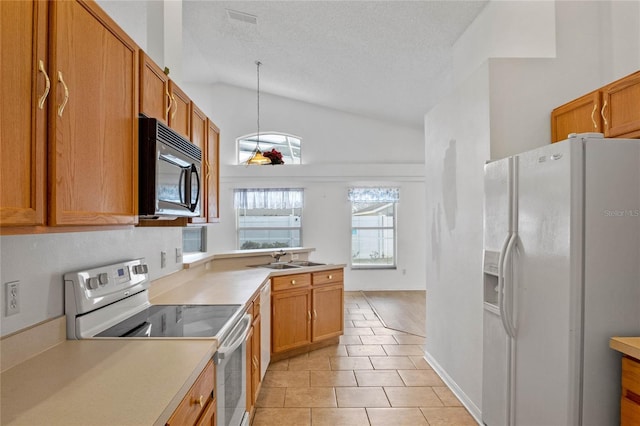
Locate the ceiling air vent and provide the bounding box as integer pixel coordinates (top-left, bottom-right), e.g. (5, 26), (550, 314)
(226, 9), (257, 25)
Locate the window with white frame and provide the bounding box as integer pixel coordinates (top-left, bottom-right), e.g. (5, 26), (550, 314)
(237, 133), (302, 165)
(349, 187), (399, 269)
(234, 188), (303, 250)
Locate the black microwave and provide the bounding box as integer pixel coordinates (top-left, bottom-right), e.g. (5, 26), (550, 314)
(139, 116), (201, 218)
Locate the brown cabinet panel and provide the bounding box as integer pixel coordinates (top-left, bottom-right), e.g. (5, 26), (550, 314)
(551, 91), (601, 143)
(272, 273), (311, 292)
(0, 0), (47, 226)
(206, 119), (220, 221)
(621, 356), (640, 426)
(603, 71), (640, 138)
(312, 283), (344, 341)
(167, 360), (215, 426)
(312, 269), (344, 287)
(49, 0), (138, 225)
(169, 81), (191, 139)
(140, 51), (169, 123)
(272, 289), (311, 353)
(189, 103), (207, 223)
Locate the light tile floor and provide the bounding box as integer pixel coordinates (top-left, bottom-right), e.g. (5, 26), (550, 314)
(252, 292), (478, 425)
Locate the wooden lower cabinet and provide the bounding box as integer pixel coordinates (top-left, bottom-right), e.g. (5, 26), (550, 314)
(246, 295), (262, 419)
(272, 288), (312, 353)
(271, 269), (344, 357)
(621, 356), (640, 426)
(167, 359), (216, 426)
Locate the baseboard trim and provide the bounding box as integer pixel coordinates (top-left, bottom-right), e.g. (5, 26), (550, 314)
(423, 349), (483, 425)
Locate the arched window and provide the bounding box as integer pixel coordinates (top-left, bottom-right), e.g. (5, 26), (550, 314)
(237, 133), (301, 165)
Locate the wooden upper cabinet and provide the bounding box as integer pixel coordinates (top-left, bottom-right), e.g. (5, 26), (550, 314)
(0, 0), (48, 227)
(602, 71), (640, 138)
(206, 119), (220, 221)
(551, 70), (640, 142)
(191, 103), (207, 151)
(190, 103), (207, 223)
(140, 51), (169, 123)
(168, 81), (191, 139)
(551, 91), (601, 143)
(49, 0), (138, 225)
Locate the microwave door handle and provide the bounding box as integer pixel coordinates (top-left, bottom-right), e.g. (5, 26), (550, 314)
(190, 164), (200, 212)
(178, 168), (187, 204)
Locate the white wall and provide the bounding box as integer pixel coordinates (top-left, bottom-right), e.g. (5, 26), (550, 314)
(424, 63), (490, 418)
(0, 228), (183, 336)
(182, 83), (427, 291)
(424, 0), (640, 421)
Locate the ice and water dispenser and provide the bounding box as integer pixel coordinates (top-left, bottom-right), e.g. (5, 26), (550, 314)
(483, 250), (500, 309)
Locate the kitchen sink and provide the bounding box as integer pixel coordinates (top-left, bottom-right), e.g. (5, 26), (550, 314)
(250, 263), (301, 269)
(249, 261), (326, 269)
(288, 261), (326, 267)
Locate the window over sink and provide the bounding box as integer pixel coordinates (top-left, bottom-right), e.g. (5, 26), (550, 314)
(234, 188), (303, 250)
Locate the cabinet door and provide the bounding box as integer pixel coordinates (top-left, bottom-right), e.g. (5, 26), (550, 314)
(49, 0), (138, 225)
(194, 398), (216, 426)
(0, 0), (47, 227)
(251, 313), (261, 407)
(168, 81), (191, 139)
(272, 289), (311, 354)
(189, 103), (207, 223)
(312, 283), (344, 342)
(245, 324), (254, 413)
(167, 360), (215, 426)
(550, 90), (601, 143)
(139, 51), (169, 123)
(206, 119), (220, 221)
(603, 71), (640, 138)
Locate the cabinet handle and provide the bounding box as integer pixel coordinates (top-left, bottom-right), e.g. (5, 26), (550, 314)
(327, 275), (333, 280)
(253, 355), (259, 369)
(291, 280), (296, 285)
(171, 94), (178, 119)
(590, 103), (598, 129)
(57, 71), (69, 117)
(313, 309), (317, 320)
(601, 100), (608, 128)
(193, 395), (204, 408)
(165, 87), (172, 118)
(307, 311), (311, 321)
(37, 60), (50, 110)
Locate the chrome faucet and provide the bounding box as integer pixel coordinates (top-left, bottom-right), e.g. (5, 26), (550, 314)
(271, 249), (287, 262)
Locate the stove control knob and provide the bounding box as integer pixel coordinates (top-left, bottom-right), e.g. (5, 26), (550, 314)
(133, 264), (148, 275)
(98, 273), (109, 286)
(87, 277), (99, 290)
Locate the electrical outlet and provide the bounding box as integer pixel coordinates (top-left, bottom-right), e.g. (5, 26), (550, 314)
(175, 247), (183, 263)
(5, 281), (20, 316)
(161, 251), (167, 268)
(291, 253), (299, 260)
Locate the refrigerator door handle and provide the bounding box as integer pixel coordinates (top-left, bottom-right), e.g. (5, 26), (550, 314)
(502, 232), (518, 338)
(498, 232), (513, 336)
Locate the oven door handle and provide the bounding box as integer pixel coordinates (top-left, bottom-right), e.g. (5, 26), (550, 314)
(214, 314), (251, 363)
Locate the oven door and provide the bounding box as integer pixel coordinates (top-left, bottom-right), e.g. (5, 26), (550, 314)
(156, 141), (201, 217)
(215, 313), (251, 426)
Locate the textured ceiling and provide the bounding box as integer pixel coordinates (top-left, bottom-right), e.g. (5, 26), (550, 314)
(181, 1), (488, 128)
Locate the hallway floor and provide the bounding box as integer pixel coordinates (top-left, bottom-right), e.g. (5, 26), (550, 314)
(252, 292), (477, 425)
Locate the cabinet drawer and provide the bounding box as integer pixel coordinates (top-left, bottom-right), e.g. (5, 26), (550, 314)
(167, 360), (215, 426)
(623, 356), (640, 394)
(312, 269), (344, 286)
(272, 273), (311, 292)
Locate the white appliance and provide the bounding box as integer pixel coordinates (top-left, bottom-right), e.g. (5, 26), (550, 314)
(482, 133), (640, 425)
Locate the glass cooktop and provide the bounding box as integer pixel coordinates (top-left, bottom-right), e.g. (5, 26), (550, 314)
(96, 304), (242, 338)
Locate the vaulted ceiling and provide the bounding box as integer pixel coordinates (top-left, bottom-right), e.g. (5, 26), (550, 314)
(103, 1), (489, 128)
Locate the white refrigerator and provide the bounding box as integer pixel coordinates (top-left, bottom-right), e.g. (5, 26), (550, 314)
(482, 133), (640, 425)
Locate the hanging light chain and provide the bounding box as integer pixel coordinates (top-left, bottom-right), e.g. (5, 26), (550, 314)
(256, 60), (261, 148)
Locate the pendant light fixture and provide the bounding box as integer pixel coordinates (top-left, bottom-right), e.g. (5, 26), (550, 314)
(247, 60), (271, 165)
